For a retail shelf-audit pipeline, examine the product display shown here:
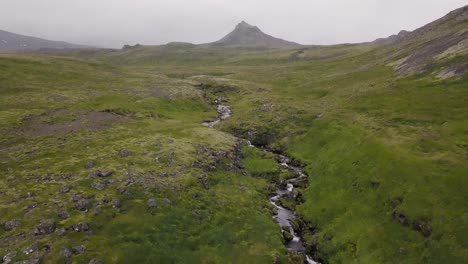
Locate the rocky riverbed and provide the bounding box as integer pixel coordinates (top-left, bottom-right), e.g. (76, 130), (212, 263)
(204, 99), (318, 264)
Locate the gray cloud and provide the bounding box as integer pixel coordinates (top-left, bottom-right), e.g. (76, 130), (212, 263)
(0, 0), (466, 48)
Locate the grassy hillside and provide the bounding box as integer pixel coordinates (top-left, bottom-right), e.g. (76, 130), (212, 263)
(1, 5), (467, 264)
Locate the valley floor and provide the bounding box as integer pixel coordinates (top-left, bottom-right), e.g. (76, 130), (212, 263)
(0, 38), (467, 264)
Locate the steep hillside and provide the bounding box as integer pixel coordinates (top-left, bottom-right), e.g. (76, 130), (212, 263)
(381, 5), (468, 78)
(0, 29), (88, 53)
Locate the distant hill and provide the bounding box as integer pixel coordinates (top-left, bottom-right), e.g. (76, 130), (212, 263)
(0, 29), (89, 53)
(209, 21), (301, 49)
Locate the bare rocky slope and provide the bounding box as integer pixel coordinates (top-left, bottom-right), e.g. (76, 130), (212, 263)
(0, 29), (88, 53)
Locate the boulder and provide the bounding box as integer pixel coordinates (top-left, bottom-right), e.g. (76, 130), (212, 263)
(72, 245), (86, 255)
(91, 170), (113, 177)
(85, 161), (95, 169)
(55, 228), (66, 236)
(119, 149), (131, 158)
(60, 247), (72, 259)
(71, 222), (90, 232)
(3, 219), (20, 231)
(91, 181), (106, 191)
(33, 219), (56, 235)
(75, 198), (92, 211)
(147, 198), (157, 209)
(59, 186), (71, 193)
(23, 243), (38, 255)
(111, 198), (121, 209)
(2, 251), (17, 264)
(14, 259), (40, 264)
(58, 211), (70, 220)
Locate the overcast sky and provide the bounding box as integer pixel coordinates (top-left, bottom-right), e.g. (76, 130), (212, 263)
(1, 0), (466, 48)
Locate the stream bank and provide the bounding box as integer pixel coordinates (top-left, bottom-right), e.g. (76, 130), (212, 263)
(203, 99), (319, 264)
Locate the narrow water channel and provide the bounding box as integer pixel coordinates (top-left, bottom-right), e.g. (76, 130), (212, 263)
(203, 100), (318, 264)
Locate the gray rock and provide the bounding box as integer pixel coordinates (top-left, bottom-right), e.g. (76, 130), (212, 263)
(2, 251), (17, 264)
(58, 210), (70, 220)
(147, 198), (157, 209)
(117, 187), (127, 194)
(75, 198), (92, 211)
(91, 181), (106, 191)
(85, 161), (95, 169)
(111, 198), (121, 209)
(60, 247), (72, 259)
(14, 259), (40, 264)
(33, 219), (55, 235)
(168, 152), (176, 163)
(23, 243), (38, 255)
(59, 186), (71, 193)
(3, 219), (20, 231)
(88, 259), (103, 264)
(55, 228), (66, 236)
(119, 149), (131, 158)
(71, 245), (86, 255)
(99, 169), (113, 177)
(197, 175), (209, 190)
(71, 222), (89, 232)
(124, 178), (135, 186)
(91, 170), (113, 177)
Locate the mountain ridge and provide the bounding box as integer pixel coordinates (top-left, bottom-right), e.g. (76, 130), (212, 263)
(0, 29), (89, 53)
(209, 21), (302, 49)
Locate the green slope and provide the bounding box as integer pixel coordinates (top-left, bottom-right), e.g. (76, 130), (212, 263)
(1, 5), (467, 264)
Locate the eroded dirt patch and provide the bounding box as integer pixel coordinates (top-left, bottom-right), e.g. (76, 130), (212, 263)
(18, 110), (129, 137)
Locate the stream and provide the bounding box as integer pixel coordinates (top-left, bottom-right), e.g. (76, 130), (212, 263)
(203, 100), (318, 264)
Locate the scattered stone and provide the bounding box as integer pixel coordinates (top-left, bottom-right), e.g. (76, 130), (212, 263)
(85, 161), (95, 169)
(119, 148), (131, 158)
(33, 219), (56, 235)
(168, 152), (176, 163)
(2, 251), (17, 264)
(192, 192), (201, 199)
(23, 243), (38, 255)
(59, 247), (72, 259)
(71, 245), (86, 255)
(59, 186), (71, 193)
(393, 211), (409, 226)
(91, 169), (113, 177)
(88, 259), (103, 264)
(147, 198), (157, 209)
(91, 181), (106, 191)
(3, 219), (20, 231)
(413, 219), (432, 237)
(75, 198), (92, 211)
(58, 210), (70, 220)
(117, 187), (127, 194)
(55, 228), (66, 236)
(111, 198), (121, 209)
(124, 178), (135, 186)
(197, 175), (209, 190)
(71, 222), (90, 232)
(258, 103), (274, 111)
(214, 96), (228, 104)
(14, 258), (40, 264)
